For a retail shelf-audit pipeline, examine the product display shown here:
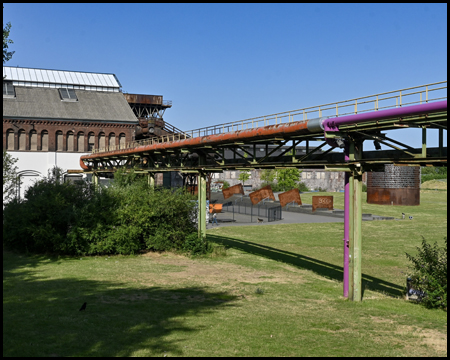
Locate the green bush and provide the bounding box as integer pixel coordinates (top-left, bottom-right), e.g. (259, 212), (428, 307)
(3, 166), (209, 256)
(221, 180), (231, 189)
(421, 166), (447, 183)
(405, 237), (447, 310)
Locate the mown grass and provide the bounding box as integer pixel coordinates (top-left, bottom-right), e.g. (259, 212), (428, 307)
(3, 190), (447, 357)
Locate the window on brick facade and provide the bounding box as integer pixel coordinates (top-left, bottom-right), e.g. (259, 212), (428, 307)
(88, 132), (95, 151)
(67, 131), (74, 152)
(109, 133), (116, 150)
(56, 131), (63, 151)
(19, 130), (26, 150)
(58, 88), (78, 101)
(7, 129), (15, 150)
(119, 133), (126, 149)
(99, 132), (105, 150)
(77, 132), (85, 152)
(41, 131), (49, 151)
(30, 130), (37, 151)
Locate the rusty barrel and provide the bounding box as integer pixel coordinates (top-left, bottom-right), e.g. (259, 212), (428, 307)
(367, 164), (420, 206)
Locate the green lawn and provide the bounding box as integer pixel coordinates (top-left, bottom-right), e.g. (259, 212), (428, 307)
(3, 190), (447, 357)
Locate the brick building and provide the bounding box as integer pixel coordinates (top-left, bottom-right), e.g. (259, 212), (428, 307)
(3, 66), (138, 197)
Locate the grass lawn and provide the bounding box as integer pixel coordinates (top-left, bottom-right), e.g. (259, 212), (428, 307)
(3, 190), (447, 357)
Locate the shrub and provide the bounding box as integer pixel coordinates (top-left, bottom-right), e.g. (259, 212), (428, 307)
(421, 166), (447, 183)
(222, 180), (231, 189)
(405, 237), (447, 310)
(3, 166), (209, 256)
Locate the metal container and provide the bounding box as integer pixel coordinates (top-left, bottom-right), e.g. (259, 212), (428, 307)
(367, 164), (420, 206)
(124, 93), (163, 105)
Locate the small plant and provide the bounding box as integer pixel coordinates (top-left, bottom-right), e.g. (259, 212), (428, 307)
(405, 236), (447, 310)
(222, 180), (231, 189)
(362, 183), (367, 192)
(255, 287), (265, 295)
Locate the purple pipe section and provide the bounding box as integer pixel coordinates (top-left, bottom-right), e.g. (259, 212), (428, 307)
(323, 100), (447, 132)
(326, 100), (447, 299)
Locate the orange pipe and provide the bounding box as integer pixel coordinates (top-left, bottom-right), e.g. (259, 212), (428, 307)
(80, 120), (310, 170)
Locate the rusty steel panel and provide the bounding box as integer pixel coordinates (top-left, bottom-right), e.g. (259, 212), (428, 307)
(222, 183), (245, 199)
(209, 203), (222, 213)
(367, 188), (420, 206)
(249, 185), (275, 205)
(312, 196), (333, 212)
(124, 93), (163, 105)
(278, 189), (302, 208)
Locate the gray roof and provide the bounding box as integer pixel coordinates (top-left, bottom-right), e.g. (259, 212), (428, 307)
(3, 66), (121, 92)
(3, 86), (138, 123)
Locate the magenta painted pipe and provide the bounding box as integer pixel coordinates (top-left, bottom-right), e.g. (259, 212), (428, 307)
(323, 100), (447, 132)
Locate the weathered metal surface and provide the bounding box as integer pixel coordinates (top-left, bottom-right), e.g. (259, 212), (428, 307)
(278, 189), (302, 207)
(367, 188), (420, 206)
(222, 183), (244, 199)
(209, 203), (222, 213)
(312, 196), (333, 212)
(366, 165), (420, 205)
(249, 185), (275, 205)
(124, 93), (163, 105)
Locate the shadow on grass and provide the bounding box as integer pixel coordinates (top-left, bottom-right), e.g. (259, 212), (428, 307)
(207, 234), (404, 298)
(3, 251), (237, 357)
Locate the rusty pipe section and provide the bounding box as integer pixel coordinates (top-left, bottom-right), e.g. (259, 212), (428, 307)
(80, 120), (312, 170)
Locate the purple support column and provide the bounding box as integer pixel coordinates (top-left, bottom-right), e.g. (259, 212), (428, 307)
(343, 145), (350, 298)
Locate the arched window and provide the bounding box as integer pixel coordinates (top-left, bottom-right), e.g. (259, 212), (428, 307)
(77, 132), (85, 152)
(30, 130), (38, 151)
(56, 131), (63, 151)
(41, 131), (49, 151)
(119, 133), (126, 149)
(88, 132), (95, 151)
(109, 133), (116, 150)
(19, 130), (26, 150)
(6, 129), (14, 150)
(98, 132), (105, 150)
(67, 131), (74, 152)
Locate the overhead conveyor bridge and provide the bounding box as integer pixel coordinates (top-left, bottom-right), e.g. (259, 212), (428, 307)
(79, 81), (447, 302)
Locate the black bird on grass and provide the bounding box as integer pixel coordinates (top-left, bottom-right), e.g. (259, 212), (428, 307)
(79, 302), (87, 311)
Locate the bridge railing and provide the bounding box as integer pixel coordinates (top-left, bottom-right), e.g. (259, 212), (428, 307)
(91, 81), (447, 154)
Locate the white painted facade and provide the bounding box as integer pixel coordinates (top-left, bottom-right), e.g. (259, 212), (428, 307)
(7, 150), (90, 199)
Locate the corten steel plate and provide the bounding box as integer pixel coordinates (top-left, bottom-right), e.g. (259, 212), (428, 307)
(209, 204), (223, 213)
(222, 183), (245, 199)
(312, 196), (333, 212)
(367, 188), (420, 206)
(279, 189), (302, 208)
(249, 185), (275, 205)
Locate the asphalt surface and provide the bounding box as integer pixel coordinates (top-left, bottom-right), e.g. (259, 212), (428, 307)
(207, 208), (343, 228)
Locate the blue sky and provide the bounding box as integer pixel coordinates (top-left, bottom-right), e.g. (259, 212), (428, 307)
(3, 3), (447, 149)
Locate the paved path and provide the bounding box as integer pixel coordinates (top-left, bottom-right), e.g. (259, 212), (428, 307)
(207, 209), (343, 229)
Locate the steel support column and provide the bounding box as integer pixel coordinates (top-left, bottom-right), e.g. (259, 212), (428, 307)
(198, 172), (207, 239)
(92, 172), (99, 190)
(348, 140), (363, 302)
(148, 173), (155, 188)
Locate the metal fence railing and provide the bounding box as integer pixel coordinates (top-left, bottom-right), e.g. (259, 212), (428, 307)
(221, 201), (282, 223)
(91, 81), (447, 154)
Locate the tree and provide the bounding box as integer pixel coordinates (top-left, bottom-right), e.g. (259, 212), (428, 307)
(275, 168), (301, 192)
(260, 169), (276, 183)
(3, 150), (21, 205)
(238, 170), (251, 186)
(3, 8), (15, 65)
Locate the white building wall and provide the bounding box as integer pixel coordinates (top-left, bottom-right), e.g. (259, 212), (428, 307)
(7, 151), (90, 199)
